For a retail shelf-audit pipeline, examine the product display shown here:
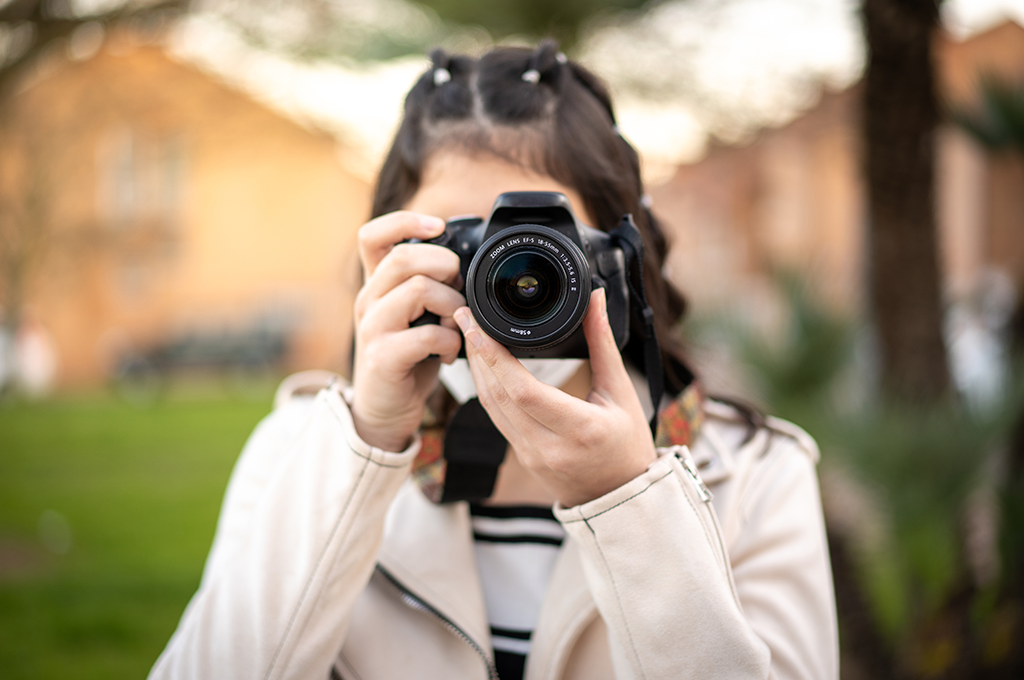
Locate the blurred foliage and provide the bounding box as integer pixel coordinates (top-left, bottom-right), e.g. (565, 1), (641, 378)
(0, 0), (187, 95)
(725, 275), (854, 417)
(950, 76), (1024, 153)
(690, 274), (1024, 676)
(208, 0), (652, 63)
(0, 391), (271, 679)
(202, 0), (445, 62)
(413, 0), (648, 48)
(828, 400), (1010, 640)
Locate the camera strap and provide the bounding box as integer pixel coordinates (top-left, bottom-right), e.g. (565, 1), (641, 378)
(610, 215), (665, 437)
(414, 397), (507, 504)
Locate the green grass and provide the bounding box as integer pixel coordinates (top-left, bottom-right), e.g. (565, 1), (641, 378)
(0, 389), (274, 680)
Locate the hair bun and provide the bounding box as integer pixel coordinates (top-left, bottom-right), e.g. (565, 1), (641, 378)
(429, 47), (450, 70)
(523, 39), (563, 84)
(428, 47), (453, 87)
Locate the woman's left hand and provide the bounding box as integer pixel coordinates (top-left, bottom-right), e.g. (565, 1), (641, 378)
(453, 288), (657, 508)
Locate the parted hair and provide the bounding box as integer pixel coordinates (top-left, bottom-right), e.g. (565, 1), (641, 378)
(371, 40), (693, 394)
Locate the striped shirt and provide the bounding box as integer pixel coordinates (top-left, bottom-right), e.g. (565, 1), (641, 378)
(469, 504), (566, 680)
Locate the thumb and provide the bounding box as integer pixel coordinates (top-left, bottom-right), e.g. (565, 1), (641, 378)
(583, 288), (634, 400)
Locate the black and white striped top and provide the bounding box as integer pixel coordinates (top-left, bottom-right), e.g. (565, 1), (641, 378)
(469, 504), (566, 680)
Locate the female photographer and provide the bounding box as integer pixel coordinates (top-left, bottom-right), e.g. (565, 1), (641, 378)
(150, 42), (838, 680)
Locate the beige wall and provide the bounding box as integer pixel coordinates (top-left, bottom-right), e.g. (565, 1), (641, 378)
(652, 88), (863, 316)
(3, 37), (370, 387)
(651, 21), (1024, 319)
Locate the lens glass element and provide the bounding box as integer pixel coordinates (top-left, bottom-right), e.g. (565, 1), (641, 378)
(491, 250), (563, 324)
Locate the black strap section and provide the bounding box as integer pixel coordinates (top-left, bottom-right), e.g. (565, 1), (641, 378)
(472, 532), (564, 547)
(440, 398), (508, 503)
(494, 649), (526, 680)
(609, 214), (664, 436)
(469, 504), (556, 520)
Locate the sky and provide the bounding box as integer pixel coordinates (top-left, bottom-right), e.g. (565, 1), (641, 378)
(166, 0), (1024, 184)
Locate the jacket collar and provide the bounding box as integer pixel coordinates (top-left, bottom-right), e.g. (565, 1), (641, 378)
(689, 417), (737, 485)
(377, 481), (491, 647)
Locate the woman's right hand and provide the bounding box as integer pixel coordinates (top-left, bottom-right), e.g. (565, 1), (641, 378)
(350, 211), (465, 452)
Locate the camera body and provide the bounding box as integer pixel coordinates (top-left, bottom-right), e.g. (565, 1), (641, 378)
(412, 191), (632, 358)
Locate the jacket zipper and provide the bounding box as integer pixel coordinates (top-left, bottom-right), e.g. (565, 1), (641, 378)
(680, 453), (714, 502)
(375, 564), (500, 680)
(675, 446), (743, 606)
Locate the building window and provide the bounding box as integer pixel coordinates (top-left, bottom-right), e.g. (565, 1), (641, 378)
(96, 125), (186, 231)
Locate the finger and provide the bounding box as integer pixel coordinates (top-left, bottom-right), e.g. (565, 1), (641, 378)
(582, 288), (638, 403)
(465, 360), (526, 446)
(456, 328), (533, 450)
(364, 243), (462, 301)
(360, 275), (466, 335)
(358, 211), (446, 277)
(454, 308), (584, 433)
(355, 245), (461, 325)
(436, 315), (461, 364)
(360, 323), (463, 374)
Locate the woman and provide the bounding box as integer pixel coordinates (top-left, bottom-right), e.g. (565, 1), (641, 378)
(150, 42), (838, 680)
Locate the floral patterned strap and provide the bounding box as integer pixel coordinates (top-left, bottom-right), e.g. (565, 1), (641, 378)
(654, 380), (705, 449)
(413, 424), (447, 503)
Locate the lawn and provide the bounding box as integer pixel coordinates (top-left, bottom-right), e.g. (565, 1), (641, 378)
(0, 388), (275, 680)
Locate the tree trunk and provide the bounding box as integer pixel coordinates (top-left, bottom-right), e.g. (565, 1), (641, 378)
(862, 0), (951, 402)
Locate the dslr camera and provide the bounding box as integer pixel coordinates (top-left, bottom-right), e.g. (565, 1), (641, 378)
(412, 191), (639, 358)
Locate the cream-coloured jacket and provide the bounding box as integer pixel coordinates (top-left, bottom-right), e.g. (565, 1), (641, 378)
(150, 372), (838, 680)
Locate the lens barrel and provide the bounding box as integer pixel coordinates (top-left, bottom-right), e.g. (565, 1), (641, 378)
(466, 224), (591, 351)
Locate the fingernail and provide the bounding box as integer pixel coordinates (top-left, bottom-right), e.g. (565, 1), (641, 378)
(598, 288), (608, 321)
(454, 308), (471, 332)
(420, 215), (445, 234)
(454, 309), (483, 349)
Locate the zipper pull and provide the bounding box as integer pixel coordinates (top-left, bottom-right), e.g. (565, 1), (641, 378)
(677, 446), (713, 502)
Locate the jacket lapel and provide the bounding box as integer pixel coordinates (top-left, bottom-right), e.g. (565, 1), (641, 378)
(376, 481), (492, 651)
(525, 537), (599, 680)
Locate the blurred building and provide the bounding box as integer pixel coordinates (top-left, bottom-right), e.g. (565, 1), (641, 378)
(0, 32), (370, 388)
(653, 20), (1024, 319)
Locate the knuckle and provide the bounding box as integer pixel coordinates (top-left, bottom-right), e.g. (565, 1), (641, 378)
(573, 418), (602, 448)
(542, 450), (573, 476)
(476, 390), (496, 413)
(424, 323), (460, 354)
(490, 384), (515, 410)
(420, 322), (443, 345)
(506, 381), (534, 408)
(479, 347), (501, 370)
(407, 274), (431, 299)
(357, 222), (372, 243)
(390, 242), (414, 265)
(354, 287), (370, 319)
(356, 222), (378, 255)
(358, 338), (382, 371)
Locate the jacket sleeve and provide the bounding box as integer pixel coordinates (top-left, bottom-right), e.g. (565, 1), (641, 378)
(148, 383), (418, 680)
(554, 434), (838, 680)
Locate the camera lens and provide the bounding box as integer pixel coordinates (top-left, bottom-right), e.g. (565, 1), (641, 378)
(516, 275), (538, 297)
(491, 250), (562, 324)
(467, 223), (591, 353)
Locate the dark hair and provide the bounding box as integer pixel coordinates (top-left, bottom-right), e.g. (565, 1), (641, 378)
(371, 40), (694, 394)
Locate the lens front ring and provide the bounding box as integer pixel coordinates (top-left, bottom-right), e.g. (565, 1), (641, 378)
(466, 224), (591, 351)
